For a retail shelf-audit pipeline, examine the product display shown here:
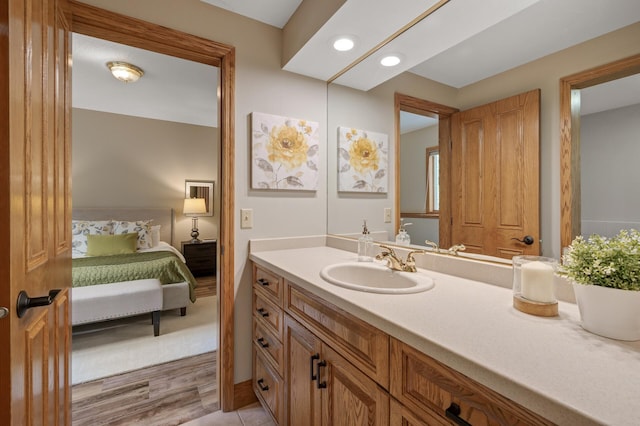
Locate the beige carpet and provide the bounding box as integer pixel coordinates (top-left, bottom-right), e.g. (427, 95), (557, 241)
(71, 295), (217, 385)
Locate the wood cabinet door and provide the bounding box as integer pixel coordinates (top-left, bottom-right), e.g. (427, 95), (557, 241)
(0, 0), (72, 424)
(285, 315), (323, 426)
(321, 344), (389, 426)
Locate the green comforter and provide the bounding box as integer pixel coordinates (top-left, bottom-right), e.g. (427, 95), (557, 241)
(72, 251), (197, 302)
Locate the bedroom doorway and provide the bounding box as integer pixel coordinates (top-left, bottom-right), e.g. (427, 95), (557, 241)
(68, 1), (236, 419)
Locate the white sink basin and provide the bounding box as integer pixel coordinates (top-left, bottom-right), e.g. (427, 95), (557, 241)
(319, 262), (434, 294)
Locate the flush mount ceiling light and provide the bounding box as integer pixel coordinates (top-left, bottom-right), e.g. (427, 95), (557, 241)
(380, 55), (401, 67)
(106, 61), (144, 83)
(332, 36), (355, 52)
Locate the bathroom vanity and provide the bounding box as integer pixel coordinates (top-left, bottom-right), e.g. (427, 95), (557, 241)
(249, 236), (640, 425)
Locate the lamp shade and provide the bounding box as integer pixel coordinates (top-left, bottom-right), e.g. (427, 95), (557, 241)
(183, 198), (207, 216)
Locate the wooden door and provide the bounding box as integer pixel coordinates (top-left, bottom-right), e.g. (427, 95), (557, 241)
(451, 89), (540, 259)
(321, 344), (389, 426)
(285, 315), (322, 426)
(1, 0), (72, 424)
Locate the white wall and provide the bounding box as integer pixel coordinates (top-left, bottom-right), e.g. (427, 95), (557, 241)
(72, 108), (219, 247)
(581, 103), (640, 237)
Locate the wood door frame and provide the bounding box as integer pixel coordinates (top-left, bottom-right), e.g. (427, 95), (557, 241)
(559, 54), (640, 252)
(68, 1), (237, 411)
(394, 93), (459, 249)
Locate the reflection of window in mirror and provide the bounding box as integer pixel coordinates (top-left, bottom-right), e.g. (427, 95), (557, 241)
(426, 146), (439, 216)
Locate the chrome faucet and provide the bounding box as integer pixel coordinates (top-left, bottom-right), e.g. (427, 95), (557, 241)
(375, 245), (425, 272)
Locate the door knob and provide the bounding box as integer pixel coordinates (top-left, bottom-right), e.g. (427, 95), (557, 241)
(16, 289), (60, 318)
(512, 235), (534, 245)
(0, 307), (8, 319)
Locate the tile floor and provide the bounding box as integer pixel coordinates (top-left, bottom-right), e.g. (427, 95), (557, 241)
(181, 402), (275, 426)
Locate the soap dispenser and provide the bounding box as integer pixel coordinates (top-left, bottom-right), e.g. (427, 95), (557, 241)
(358, 219), (373, 262)
(395, 219), (412, 245)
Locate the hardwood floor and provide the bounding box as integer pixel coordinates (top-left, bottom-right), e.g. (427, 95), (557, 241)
(72, 352), (218, 425)
(71, 276), (226, 425)
(195, 275), (216, 298)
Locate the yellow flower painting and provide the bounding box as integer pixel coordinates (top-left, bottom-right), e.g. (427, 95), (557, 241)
(338, 126), (388, 192)
(252, 112), (319, 190)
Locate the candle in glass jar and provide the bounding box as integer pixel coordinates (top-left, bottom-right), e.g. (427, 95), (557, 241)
(520, 260), (555, 303)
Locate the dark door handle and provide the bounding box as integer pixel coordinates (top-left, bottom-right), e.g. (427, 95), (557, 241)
(445, 403), (471, 426)
(511, 235), (534, 245)
(257, 378), (269, 392)
(310, 353), (320, 381)
(16, 289), (60, 318)
(316, 360), (327, 389)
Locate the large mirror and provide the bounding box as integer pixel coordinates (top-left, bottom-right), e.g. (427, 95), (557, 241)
(327, 22), (640, 262)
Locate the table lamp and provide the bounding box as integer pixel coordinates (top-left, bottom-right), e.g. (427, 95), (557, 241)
(183, 198), (207, 243)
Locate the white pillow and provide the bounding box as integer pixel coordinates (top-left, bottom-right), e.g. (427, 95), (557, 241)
(151, 224), (161, 247)
(71, 220), (113, 257)
(111, 220), (154, 249)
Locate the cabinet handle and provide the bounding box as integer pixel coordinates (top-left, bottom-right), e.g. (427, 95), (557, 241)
(310, 353), (320, 381)
(256, 308), (269, 317)
(445, 403), (471, 426)
(257, 278), (270, 286)
(316, 360), (327, 389)
(257, 378), (269, 392)
(257, 337), (269, 348)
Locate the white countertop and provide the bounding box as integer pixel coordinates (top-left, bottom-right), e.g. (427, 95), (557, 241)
(249, 243), (640, 426)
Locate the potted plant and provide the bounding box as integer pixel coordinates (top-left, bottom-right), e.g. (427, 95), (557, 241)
(560, 229), (640, 341)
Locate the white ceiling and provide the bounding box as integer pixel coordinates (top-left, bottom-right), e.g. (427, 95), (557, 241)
(72, 34), (219, 128)
(72, 0), (640, 129)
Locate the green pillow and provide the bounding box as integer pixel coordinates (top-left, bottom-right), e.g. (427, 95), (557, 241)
(86, 233), (138, 256)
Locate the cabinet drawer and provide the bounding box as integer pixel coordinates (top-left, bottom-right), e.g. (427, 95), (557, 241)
(253, 289), (283, 338)
(253, 319), (284, 376)
(254, 264), (283, 304)
(390, 339), (553, 426)
(285, 281), (389, 389)
(390, 398), (449, 426)
(254, 350), (283, 425)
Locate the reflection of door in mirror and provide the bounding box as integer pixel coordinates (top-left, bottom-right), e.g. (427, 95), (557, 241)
(560, 54), (640, 251)
(395, 94), (458, 250)
(399, 112), (440, 245)
(451, 89), (540, 259)
(580, 75), (640, 238)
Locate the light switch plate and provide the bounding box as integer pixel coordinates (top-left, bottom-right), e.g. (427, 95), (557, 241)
(384, 208), (392, 223)
(241, 208), (253, 229)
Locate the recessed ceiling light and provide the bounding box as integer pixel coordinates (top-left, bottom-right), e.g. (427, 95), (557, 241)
(380, 55), (401, 67)
(332, 36), (355, 52)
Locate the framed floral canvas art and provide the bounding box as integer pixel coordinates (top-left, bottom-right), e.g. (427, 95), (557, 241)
(338, 126), (388, 193)
(251, 112), (320, 190)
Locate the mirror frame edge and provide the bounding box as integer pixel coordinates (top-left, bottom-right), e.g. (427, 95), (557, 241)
(559, 53), (640, 253)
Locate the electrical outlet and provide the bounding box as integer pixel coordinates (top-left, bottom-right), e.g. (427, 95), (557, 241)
(241, 208), (253, 229)
(384, 208), (392, 223)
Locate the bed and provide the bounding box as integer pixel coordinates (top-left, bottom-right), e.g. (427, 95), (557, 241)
(71, 207), (197, 327)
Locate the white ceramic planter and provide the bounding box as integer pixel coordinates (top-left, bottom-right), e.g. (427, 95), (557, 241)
(573, 283), (640, 341)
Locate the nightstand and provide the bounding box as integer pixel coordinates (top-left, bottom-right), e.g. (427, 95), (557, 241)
(181, 240), (217, 277)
